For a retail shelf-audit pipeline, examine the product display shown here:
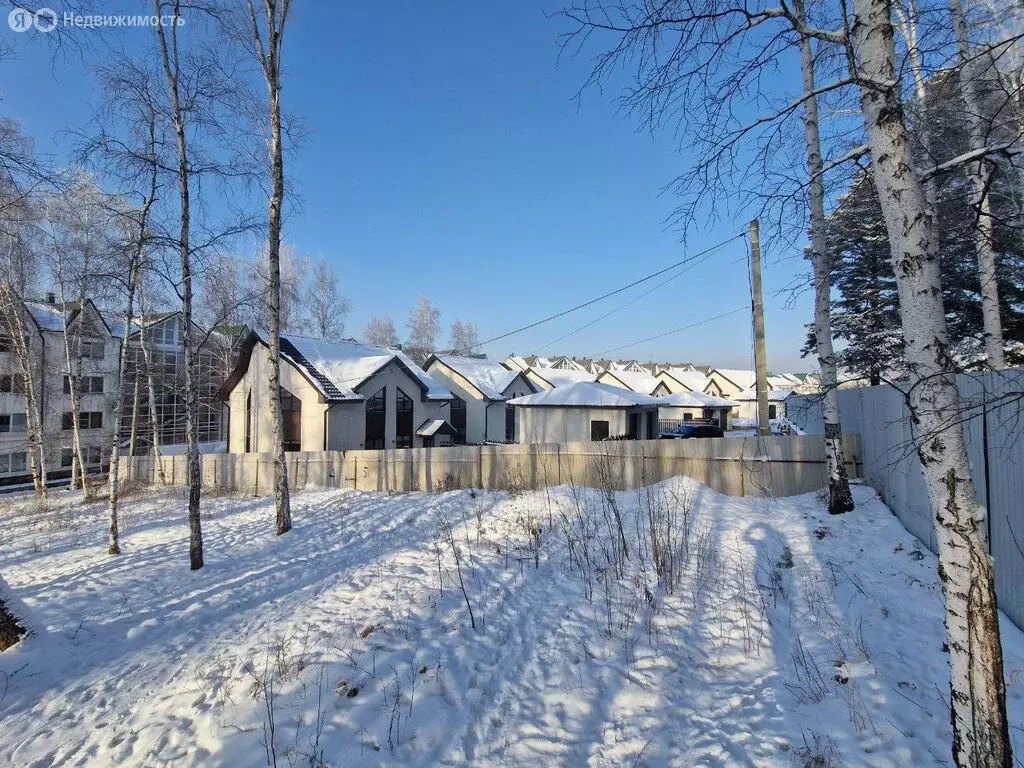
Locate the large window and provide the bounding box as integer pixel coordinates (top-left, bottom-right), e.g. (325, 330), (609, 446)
(80, 339), (105, 359)
(0, 413), (27, 433)
(505, 405), (515, 442)
(449, 395), (467, 444)
(61, 446), (103, 469)
(62, 411), (103, 430)
(365, 386), (386, 449)
(591, 420), (610, 441)
(396, 388), (414, 448)
(0, 374), (26, 394)
(63, 375), (104, 394)
(627, 412), (640, 439)
(280, 387), (302, 452)
(0, 451), (26, 475)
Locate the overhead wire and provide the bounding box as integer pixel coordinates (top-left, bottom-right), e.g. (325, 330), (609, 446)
(466, 231), (747, 353)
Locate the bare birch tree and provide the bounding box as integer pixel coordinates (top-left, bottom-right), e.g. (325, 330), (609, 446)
(302, 257), (350, 338)
(364, 314), (399, 347)
(850, 0), (1011, 761)
(950, 0), (1007, 369)
(449, 319), (480, 356)
(795, 0), (855, 514)
(242, 0), (294, 535)
(153, 1), (204, 569)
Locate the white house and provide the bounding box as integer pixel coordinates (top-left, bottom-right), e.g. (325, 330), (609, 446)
(221, 332), (455, 452)
(706, 368), (757, 398)
(656, 392), (739, 431)
(507, 382), (661, 443)
(595, 369), (660, 395)
(0, 294), (121, 485)
(735, 387), (795, 421)
(524, 367), (597, 391)
(424, 354), (536, 444)
(655, 367), (712, 395)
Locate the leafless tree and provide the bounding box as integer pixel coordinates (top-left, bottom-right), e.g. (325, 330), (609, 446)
(405, 295), (440, 363)
(448, 319), (479, 356)
(241, 0), (295, 535)
(851, 0), (1012, 761)
(301, 256), (350, 339)
(364, 314), (399, 347)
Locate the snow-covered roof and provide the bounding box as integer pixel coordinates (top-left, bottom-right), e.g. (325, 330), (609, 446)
(661, 367), (712, 392)
(433, 355), (520, 400)
(657, 392), (739, 408)
(736, 387), (794, 402)
(258, 332), (451, 402)
(24, 301), (67, 331)
(712, 368), (758, 390)
(528, 368), (597, 388)
(602, 370), (660, 394)
(508, 382), (661, 408)
(416, 419), (455, 437)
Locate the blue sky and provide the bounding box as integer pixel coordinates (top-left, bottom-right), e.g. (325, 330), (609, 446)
(1, 1), (814, 371)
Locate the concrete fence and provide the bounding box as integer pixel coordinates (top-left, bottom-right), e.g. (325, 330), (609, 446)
(787, 368), (1024, 630)
(122, 433), (862, 498)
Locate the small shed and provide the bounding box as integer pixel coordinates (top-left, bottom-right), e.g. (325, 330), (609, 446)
(735, 387), (795, 421)
(656, 392), (739, 432)
(506, 382), (661, 444)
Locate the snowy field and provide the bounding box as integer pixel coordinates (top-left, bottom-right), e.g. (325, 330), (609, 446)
(2, 480), (1023, 767)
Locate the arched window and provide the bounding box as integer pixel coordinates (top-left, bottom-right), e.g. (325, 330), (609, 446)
(396, 388), (414, 448)
(365, 387), (386, 449)
(280, 387), (302, 452)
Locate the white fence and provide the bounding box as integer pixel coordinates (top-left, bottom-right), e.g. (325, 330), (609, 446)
(787, 369), (1024, 630)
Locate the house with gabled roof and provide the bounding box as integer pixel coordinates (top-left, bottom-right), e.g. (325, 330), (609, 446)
(220, 331), (455, 452)
(653, 367), (712, 395)
(706, 368), (757, 398)
(736, 387), (795, 421)
(595, 369), (660, 396)
(507, 382), (660, 443)
(424, 354), (536, 444)
(656, 391), (739, 431)
(524, 367), (597, 392)
(0, 291), (121, 484)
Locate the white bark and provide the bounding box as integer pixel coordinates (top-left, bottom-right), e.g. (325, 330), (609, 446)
(949, 0), (1006, 369)
(154, 0), (203, 569)
(796, 0), (854, 514)
(851, 0), (1012, 763)
(247, 0), (293, 536)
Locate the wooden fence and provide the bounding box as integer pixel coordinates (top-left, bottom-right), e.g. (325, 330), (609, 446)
(122, 433), (862, 499)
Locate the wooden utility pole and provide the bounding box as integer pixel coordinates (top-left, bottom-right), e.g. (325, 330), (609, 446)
(749, 219), (771, 437)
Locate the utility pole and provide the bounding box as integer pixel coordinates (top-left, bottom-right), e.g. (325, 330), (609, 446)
(750, 219), (771, 437)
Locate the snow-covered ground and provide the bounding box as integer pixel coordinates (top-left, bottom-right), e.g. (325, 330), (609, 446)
(2, 480), (1023, 767)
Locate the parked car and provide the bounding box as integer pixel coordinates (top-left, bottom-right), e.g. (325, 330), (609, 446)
(660, 423), (724, 439)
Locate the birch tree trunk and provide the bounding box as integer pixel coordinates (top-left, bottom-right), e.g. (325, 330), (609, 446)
(137, 282), (166, 485)
(0, 287), (47, 497)
(851, 0), (1012, 763)
(796, 0), (854, 515)
(247, 0), (292, 535)
(154, 1), (203, 569)
(949, 0), (1006, 369)
(58, 296), (86, 493)
(107, 239), (145, 555)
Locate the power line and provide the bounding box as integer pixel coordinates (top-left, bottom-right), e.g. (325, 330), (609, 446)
(469, 231), (747, 352)
(536, 237), (736, 353)
(589, 306), (749, 358)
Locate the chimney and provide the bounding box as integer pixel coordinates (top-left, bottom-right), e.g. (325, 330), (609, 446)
(45, 292), (55, 304)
